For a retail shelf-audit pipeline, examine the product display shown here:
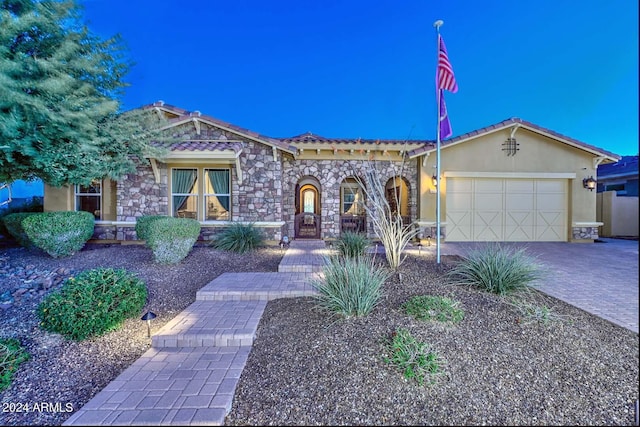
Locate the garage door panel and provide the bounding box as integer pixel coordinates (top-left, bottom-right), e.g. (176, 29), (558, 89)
(536, 180), (565, 193)
(474, 226), (502, 241)
(446, 178), (567, 242)
(536, 193), (564, 209)
(448, 193), (473, 210)
(475, 179), (503, 192)
(505, 225), (535, 241)
(447, 178), (473, 192)
(506, 194), (534, 210)
(475, 193), (503, 209)
(506, 180), (534, 192)
(446, 211), (472, 241)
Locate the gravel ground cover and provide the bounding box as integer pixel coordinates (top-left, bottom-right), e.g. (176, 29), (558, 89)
(0, 242), (282, 426)
(225, 255), (639, 426)
(0, 241), (638, 426)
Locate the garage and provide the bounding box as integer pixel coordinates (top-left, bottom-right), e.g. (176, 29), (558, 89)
(445, 177), (568, 242)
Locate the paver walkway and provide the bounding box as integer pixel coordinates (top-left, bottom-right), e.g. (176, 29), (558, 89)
(63, 238), (638, 426)
(63, 240), (327, 426)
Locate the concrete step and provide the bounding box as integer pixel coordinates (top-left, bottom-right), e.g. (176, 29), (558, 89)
(277, 240), (329, 273)
(151, 300), (267, 348)
(196, 272), (319, 301)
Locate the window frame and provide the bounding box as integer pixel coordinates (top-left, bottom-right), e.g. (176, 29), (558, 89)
(341, 182), (365, 216)
(204, 168), (231, 221)
(169, 166), (232, 221)
(75, 180), (102, 220)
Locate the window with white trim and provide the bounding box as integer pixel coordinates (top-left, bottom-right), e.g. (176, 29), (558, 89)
(341, 179), (365, 215)
(171, 168), (199, 219)
(171, 167), (231, 220)
(204, 168), (230, 220)
(75, 180), (102, 219)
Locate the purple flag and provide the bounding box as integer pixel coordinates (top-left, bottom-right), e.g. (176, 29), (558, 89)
(439, 89), (452, 139)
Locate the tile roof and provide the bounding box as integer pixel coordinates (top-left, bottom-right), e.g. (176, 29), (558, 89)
(141, 102), (619, 161)
(143, 101), (297, 154)
(279, 131), (432, 148)
(597, 155), (638, 178)
(408, 117), (620, 160)
(150, 141), (243, 153)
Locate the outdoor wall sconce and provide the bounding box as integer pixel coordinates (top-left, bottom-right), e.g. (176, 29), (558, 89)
(432, 174), (438, 187)
(582, 176), (596, 191)
(141, 311), (156, 338)
(279, 235), (290, 253)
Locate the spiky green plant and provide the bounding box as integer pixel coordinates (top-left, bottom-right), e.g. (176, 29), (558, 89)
(212, 222), (264, 254)
(446, 243), (544, 295)
(402, 295), (464, 324)
(384, 328), (445, 386)
(311, 255), (390, 318)
(336, 231), (370, 258)
(0, 338), (30, 392)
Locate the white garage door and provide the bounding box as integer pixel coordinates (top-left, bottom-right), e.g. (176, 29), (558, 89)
(446, 178), (567, 242)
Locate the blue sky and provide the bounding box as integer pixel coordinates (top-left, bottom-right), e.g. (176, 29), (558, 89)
(81, 0), (638, 156)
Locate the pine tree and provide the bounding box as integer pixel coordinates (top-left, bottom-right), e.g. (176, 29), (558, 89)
(0, 0), (166, 186)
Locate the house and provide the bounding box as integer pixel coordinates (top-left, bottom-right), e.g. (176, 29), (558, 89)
(596, 155), (638, 197)
(0, 179), (44, 210)
(596, 155), (639, 238)
(43, 101), (620, 243)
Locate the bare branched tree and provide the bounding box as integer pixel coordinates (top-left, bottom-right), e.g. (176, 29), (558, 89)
(354, 158), (419, 270)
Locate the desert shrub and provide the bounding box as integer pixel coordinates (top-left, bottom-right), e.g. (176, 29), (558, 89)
(0, 197), (43, 239)
(0, 338), (30, 392)
(336, 231), (370, 258)
(38, 268), (147, 341)
(446, 243), (544, 295)
(135, 215), (165, 243)
(22, 211), (94, 257)
(212, 222), (264, 254)
(310, 255), (390, 318)
(1, 212), (39, 247)
(402, 295), (464, 324)
(146, 217), (201, 264)
(384, 328), (445, 386)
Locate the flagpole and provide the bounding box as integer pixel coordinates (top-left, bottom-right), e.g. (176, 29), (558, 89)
(434, 19), (443, 265)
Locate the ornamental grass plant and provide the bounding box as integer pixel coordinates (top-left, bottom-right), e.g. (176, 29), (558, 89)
(311, 255), (390, 318)
(335, 231), (370, 258)
(402, 295), (464, 324)
(212, 222), (264, 254)
(0, 338), (30, 392)
(446, 243), (544, 295)
(384, 328), (445, 386)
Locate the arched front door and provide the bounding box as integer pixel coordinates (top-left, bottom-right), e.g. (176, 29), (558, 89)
(294, 176), (321, 239)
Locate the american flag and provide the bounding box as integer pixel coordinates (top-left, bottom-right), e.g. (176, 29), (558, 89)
(437, 34), (458, 93)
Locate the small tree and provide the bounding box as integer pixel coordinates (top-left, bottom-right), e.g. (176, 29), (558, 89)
(354, 158), (419, 270)
(0, 0), (167, 186)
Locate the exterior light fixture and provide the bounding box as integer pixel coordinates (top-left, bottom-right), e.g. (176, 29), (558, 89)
(432, 174), (438, 187)
(279, 235), (290, 252)
(582, 176), (596, 191)
(141, 311), (156, 338)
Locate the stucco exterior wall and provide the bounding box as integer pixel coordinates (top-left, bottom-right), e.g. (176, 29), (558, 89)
(597, 191), (639, 237)
(418, 128), (600, 232)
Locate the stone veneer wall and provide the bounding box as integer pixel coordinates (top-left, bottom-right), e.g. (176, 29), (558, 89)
(282, 157), (418, 239)
(106, 121), (285, 241)
(114, 162), (168, 240)
(234, 140), (283, 223)
(572, 226), (599, 241)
